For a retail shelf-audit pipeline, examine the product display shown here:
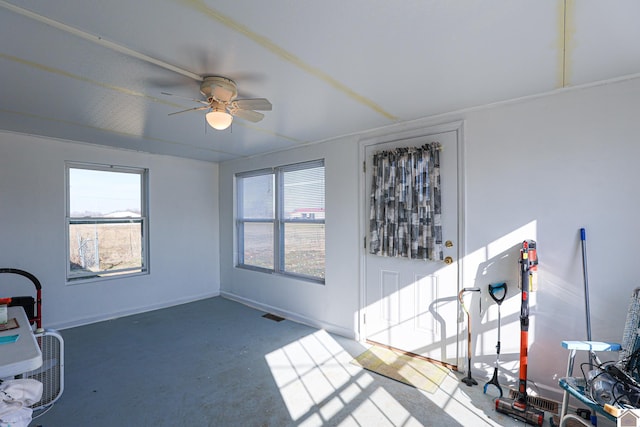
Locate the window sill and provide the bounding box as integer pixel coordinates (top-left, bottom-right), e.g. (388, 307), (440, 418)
(66, 270), (148, 285)
(235, 264), (325, 285)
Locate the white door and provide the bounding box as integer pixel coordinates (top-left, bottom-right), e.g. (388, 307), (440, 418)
(363, 127), (460, 367)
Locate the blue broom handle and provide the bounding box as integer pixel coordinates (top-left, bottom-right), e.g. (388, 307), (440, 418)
(581, 228), (592, 342)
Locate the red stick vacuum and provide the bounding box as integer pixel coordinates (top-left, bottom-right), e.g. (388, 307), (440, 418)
(495, 240), (544, 426)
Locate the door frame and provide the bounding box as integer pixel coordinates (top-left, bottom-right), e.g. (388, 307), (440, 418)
(357, 120), (466, 368)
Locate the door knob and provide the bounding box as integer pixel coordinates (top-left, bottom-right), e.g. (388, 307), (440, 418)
(444, 256), (453, 264)
(445, 240), (453, 248)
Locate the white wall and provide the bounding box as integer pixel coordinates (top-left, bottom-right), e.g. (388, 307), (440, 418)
(462, 77), (640, 399)
(218, 76), (640, 401)
(0, 132), (220, 329)
(218, 136), (361, 338)
(3, 75), (638, 403)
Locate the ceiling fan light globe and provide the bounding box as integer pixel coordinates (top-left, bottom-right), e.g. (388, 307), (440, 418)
(206, 111), (233, 130)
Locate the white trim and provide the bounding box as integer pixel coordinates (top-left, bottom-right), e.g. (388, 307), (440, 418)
(357, 120), (466, 367)
(235, 160), (326, 282)
(221, 291), (356, 340)
(358, 120), (463, 147)
(455, 121), (467, 371)
(65, 162), (149, 282)
(50, 291), (220, 330)
(219, 73), (640, 166)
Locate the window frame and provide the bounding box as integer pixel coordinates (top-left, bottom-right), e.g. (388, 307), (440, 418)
(65, 162), (149, 283)
(236, 159), (325, 284)
(236, 168), (275, 273)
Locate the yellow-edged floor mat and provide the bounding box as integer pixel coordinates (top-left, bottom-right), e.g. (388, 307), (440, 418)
(352, 345), (449, 393)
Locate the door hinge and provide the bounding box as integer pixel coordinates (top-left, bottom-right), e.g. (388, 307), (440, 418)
(363, 161), (366, 173)
(363, 313), (366, 324)
(363, 236), (366, 249)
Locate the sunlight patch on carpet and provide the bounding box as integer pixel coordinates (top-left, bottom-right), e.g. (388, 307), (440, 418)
(351, 345), (449, 394)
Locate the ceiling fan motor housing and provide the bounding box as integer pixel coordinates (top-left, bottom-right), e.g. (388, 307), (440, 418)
(200, 76), (238, 103)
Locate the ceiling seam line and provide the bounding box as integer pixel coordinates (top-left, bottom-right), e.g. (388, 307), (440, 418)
(562, 0), (567, 88)
(0, 107), (239, 156)
(178, 0), (398, 121)
(0, 0), (203, 82)
(0, 0), (397, 122)
(0, 53), (182, 107)
(1, 0), (398, 123)
(0, 52), (303, 144)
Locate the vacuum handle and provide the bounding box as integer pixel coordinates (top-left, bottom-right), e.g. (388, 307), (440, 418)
(488, 282), (507, 305)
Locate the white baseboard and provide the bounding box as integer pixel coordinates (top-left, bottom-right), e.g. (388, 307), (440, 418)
(220, 291), (356, 340)
(50, 291), (220, 330)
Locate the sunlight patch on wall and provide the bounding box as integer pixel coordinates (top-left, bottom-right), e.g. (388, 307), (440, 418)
(487, 221), (538, 259)
(465, 220), (539, 367)
(465, 220), (538, 288)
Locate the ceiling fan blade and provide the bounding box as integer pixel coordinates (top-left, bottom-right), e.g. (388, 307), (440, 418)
(230, 109), (264, 123)
(161, 92), (209, 105)
(168, 106), (209, 116)
(231, 98), (272, 111)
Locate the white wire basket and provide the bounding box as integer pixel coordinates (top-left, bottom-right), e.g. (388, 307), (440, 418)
(20, 329), (64, 414)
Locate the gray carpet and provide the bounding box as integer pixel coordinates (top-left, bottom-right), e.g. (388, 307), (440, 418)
(33, 297), (549, 426)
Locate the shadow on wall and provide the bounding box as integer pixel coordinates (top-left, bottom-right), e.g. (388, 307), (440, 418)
(468, 242), (536, 392)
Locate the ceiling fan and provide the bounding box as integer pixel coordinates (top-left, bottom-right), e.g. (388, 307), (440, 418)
(164, 76), (272, 130)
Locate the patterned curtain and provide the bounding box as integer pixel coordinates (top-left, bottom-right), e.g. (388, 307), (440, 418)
(369, 142), (443, 261)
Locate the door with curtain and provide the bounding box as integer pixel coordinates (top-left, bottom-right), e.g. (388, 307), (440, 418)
(363, 128), (459, 367)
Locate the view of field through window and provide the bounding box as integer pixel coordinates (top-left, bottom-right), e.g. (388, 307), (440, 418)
(242, 223), (325, 278)
(283, 223), (325, 278)
(69, 222), (143, 274)
(68, 167), (145, 278)
(282, 165), (325, 279)
(238, 161), (325, 280)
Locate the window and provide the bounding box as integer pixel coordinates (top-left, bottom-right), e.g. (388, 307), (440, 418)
(236, 160), (325, 282)
(66, 163), (148, 282)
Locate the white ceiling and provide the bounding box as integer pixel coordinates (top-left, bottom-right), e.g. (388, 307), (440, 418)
(1, 0), (639, 163)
